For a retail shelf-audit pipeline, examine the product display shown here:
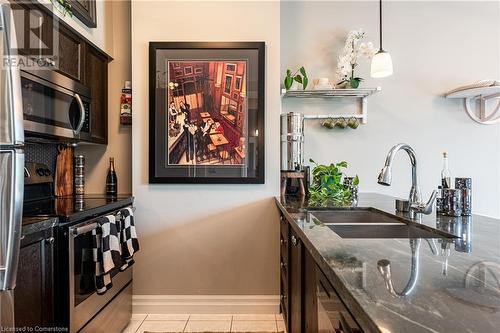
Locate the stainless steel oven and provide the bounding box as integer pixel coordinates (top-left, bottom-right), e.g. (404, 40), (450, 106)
(21, 69), (91, 142)
(68, 207), (133, 333)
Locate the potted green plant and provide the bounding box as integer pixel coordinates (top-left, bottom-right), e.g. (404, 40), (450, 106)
(308, 159), (359, 207)
(284, 67), (309, 91)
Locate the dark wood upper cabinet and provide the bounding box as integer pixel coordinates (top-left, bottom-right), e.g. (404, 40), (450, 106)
(11, 2), (54, 58)
(83, 43), (109, 144)
(69, 0), (97, 28)
(14, 227), (55, 329)
(56, 24), (82, 81)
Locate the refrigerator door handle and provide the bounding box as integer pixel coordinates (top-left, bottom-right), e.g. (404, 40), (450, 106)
(1, 2), (24, 145)
(2, 4), (24, 145)
(0, 150), (23, 290)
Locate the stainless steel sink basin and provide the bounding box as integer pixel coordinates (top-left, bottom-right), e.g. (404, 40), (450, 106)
(310, 208), (457, 239)
(310, 208), (403, 225)
(326, 224), (454, 239)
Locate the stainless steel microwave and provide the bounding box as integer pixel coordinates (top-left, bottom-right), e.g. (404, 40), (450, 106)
(21, 69), (91, 142)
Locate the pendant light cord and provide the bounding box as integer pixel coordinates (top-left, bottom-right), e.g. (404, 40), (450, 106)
(379, 0), (383, 51)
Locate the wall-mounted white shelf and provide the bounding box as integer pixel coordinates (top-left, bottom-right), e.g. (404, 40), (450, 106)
(280, 87), (381, 124)
(445, 84), (500, 125)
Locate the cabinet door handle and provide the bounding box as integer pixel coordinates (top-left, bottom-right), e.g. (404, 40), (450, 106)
(291, 235), (298, 246)
(280, 294), (287, 301)
(280, 261), (286, 269)
(45, 237), (55, 245)
(280, 238), (287, 245)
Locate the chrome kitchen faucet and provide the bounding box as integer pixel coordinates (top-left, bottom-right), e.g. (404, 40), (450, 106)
(378, 143), (437, 215)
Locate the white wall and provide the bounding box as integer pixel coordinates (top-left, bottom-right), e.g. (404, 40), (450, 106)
(131, 0), (281, 304)
(281, 1), (500, 217)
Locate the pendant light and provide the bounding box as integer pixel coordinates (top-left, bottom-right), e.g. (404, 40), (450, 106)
(371, 0), (393, 78)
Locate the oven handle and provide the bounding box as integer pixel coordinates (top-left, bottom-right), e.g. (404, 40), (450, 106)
(71, 222), (98, 237)
(73, 93), (86, 135)
(70, 206), (135, 237)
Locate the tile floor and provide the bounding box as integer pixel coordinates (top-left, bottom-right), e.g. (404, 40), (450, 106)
(123, 314), (286, 333)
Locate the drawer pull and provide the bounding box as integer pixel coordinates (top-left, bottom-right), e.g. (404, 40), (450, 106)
(291, 235), (298, 246)
(280, 238), (287, 245)
(280, 262), (286, 269)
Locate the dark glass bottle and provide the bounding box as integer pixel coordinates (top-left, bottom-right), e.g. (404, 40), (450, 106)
(106, 157), (118, 196)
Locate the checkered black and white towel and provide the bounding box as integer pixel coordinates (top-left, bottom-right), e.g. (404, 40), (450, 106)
(92, 214), (122, 294)
(93, 207), (140, 295)
(118, 207), (140, 271)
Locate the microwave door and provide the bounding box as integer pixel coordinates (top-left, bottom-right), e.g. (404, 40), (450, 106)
(0, 2), (24, 147)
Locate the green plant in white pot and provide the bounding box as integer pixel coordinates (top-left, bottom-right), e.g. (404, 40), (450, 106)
(335, 30), (376, 89)
(284, 67), (309, 91)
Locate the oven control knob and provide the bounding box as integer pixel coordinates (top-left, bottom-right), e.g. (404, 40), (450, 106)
(43, 169), (51, 176)
(36, 168), (45, 176)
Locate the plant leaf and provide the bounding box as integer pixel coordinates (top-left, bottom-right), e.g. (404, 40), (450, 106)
(302, 76), (309, 90)
(353, 175), (360, 186)
(286, 69), (291, 76)
(299, 67), (307, 77)
(284, 76), (293, 90)
(294, 75), (303, 84)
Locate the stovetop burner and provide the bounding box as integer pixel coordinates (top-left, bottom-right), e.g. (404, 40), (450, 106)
(23, 195), (134, 224)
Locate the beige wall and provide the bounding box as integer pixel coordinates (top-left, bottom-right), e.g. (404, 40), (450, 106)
(76, 1), (132, 195)
(282, 1), (500, 217)
(131, 0), (281, 297)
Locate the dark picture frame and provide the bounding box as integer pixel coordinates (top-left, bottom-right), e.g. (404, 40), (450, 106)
(149, 42), (265, 184)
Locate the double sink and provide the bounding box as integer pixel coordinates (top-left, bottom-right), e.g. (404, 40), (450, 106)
(310, 208), (457, 239)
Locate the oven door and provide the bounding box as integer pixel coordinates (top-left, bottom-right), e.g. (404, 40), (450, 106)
(21, 71), (91, 142)
(68, 212), (132, 333)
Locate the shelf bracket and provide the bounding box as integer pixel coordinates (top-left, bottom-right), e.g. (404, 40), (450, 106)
(361, 97), (368, 124)
(464, 95), (500, 125)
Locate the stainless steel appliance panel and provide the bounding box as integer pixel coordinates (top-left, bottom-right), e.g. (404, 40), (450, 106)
(0, 1), (24, 146)
(68, 207), (133, 333)
(0, 149), (24, 328)
(281, 112), (304, 171)
(21, 70), (91, 142)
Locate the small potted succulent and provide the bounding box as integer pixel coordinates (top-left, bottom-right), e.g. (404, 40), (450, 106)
(284, 67), (309, 91)
(335, 30), (376, 89)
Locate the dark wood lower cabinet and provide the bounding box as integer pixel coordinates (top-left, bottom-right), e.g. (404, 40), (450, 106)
(289, 229), (302, 333)
(280, 213), (361, 332)
(14, 227), (55, 329)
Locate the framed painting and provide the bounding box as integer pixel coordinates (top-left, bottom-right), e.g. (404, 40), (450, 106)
(149, 42), (265, 184)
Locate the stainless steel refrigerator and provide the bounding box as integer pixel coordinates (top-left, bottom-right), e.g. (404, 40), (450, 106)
(0, 1), (24, 329)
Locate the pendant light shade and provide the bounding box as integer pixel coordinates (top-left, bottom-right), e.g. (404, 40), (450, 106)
(371, 51), (393, 78)
(371, 0), (393, 78)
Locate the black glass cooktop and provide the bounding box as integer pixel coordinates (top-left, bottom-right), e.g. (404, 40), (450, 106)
(23, 195), (134, 224)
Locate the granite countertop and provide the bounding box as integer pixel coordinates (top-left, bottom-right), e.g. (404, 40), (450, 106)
(276, 193), (500, 333)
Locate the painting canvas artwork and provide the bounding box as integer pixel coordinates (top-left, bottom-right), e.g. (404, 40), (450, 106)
(149, 42), (265, 184)
(167, 61), (247, 166)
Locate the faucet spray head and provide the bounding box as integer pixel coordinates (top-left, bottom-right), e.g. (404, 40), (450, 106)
(378, 166), (392, 186)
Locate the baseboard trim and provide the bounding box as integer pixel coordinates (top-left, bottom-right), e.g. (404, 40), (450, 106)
(133, 295), (280, 314)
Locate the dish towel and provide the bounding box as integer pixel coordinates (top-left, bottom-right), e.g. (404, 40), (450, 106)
(118, 207), (140, 271)
(92, 214), (122, 295)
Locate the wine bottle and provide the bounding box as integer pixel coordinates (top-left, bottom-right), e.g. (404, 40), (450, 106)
(441, 152), (451, 188)
(106, 157), (118, 196)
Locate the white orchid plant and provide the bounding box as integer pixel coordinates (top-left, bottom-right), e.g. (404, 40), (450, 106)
(335, 29), (376, 88)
